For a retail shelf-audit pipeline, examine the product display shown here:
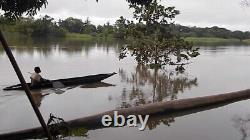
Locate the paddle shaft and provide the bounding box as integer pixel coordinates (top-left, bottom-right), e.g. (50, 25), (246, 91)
(0, 31), (53, 140)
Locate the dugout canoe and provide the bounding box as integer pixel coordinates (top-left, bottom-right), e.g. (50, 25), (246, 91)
(3, 72), (116, 91)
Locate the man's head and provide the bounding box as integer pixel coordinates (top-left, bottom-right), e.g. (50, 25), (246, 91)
(34, 67), (41, 73)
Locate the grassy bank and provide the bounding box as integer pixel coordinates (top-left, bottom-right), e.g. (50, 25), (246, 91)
(65, 33), (94, 41)
(65, 34), (250, 45)
(184, 37), (250, 46)
(184, 37), (242, 45)
(243, 39), (250, 44)
(3, 30), (250, 46)
(65, 33), (116, 41)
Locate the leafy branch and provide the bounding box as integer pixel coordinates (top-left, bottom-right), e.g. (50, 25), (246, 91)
(119, 0), (199, 72)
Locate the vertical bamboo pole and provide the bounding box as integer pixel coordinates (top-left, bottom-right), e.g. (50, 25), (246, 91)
(0, 31), (52, 140)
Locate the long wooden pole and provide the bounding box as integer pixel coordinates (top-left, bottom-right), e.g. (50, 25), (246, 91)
(1, 89), (250, 139)
(0, 31), (52, 140)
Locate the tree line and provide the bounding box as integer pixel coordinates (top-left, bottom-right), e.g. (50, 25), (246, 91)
(0, 15), (249, 40)
(0, 15), (124, 39)
(173, 25), (250, 41)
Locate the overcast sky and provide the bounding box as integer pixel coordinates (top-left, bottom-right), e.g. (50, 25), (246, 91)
(37, 0), (250, 31)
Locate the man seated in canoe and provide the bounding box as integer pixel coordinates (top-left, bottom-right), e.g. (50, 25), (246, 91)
(30, 67), (48, 87)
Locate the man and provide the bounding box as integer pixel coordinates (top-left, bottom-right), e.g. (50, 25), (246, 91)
(30, 67), (45, 87)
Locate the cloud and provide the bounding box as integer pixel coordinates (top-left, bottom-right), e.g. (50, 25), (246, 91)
(38, 0), (133, 20)
(37, 0), (250, 31)
(165, 0), (250, 31)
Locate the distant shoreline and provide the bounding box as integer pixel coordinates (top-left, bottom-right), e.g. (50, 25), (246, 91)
(2, 31), (250, 46)
(184, 37), (250, 46)
(64, 34), (250, 46)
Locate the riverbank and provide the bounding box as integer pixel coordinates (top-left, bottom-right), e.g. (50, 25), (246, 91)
(64, 33), (116, 42)
(184, 37), (250, 46)
(65, 33), (93, 40)
(2, 31), (250, 46)
(65, 34), (250, 46)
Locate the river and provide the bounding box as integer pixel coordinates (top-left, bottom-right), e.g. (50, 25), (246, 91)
(0, 37), (250, 140)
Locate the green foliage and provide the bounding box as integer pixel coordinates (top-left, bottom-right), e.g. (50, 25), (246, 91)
(30, 15), (67, 37)
(47, 113), (70, 139)
(14, 17), (34, 35)
(58, 17), (97, 35)
(58, 17), (84, 33)
(66, 33), (93, 41)
(96, 0), (153, 5)
(184, 37), (242, 45)
(0, 15), (67, 37)
(126, 0), (153, 5)
(0, 0), (47, 19)
(1, 13), (247, 44)
(31, 15), (54, 36)
(114, 16), (127, 39)
(82, 18), (97, 34)
(69, 128), (88, 137)
(231, 30), (250, 41)
(119, 0), (199, 71)
(50, 26), (67, 37)
(243, 39), (250, 44)
(96, 25), (104, 33)
(174, 25), (250, 40)
(0, 15), (118, 39)
(97, 22), (115, 39)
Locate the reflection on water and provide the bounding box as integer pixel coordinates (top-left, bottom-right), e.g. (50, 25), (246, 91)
(31, 90), (48, 107)
(117, 64), (198, 130)
(0, 35), (123, 58)
(233, 115), (250, 140)
(118, 64), (198, 108)
(147, 115), (175, 130)
(80, 82), (115, 88)
(1, 35), (250, 140)
(30, 82), (115, 107)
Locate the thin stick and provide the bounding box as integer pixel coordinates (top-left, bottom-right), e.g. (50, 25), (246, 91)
(0, 30), (53, 140)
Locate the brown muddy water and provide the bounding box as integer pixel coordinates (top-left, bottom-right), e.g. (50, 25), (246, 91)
(0, 37), (250, 140)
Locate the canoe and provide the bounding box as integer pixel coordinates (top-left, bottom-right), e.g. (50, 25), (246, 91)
(3, 72), (116, 91)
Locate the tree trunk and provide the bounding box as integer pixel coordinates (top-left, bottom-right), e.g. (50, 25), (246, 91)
(1, 89), (250, 139)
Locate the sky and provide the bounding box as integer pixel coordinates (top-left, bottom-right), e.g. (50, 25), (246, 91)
(37, 0), (250, 31)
